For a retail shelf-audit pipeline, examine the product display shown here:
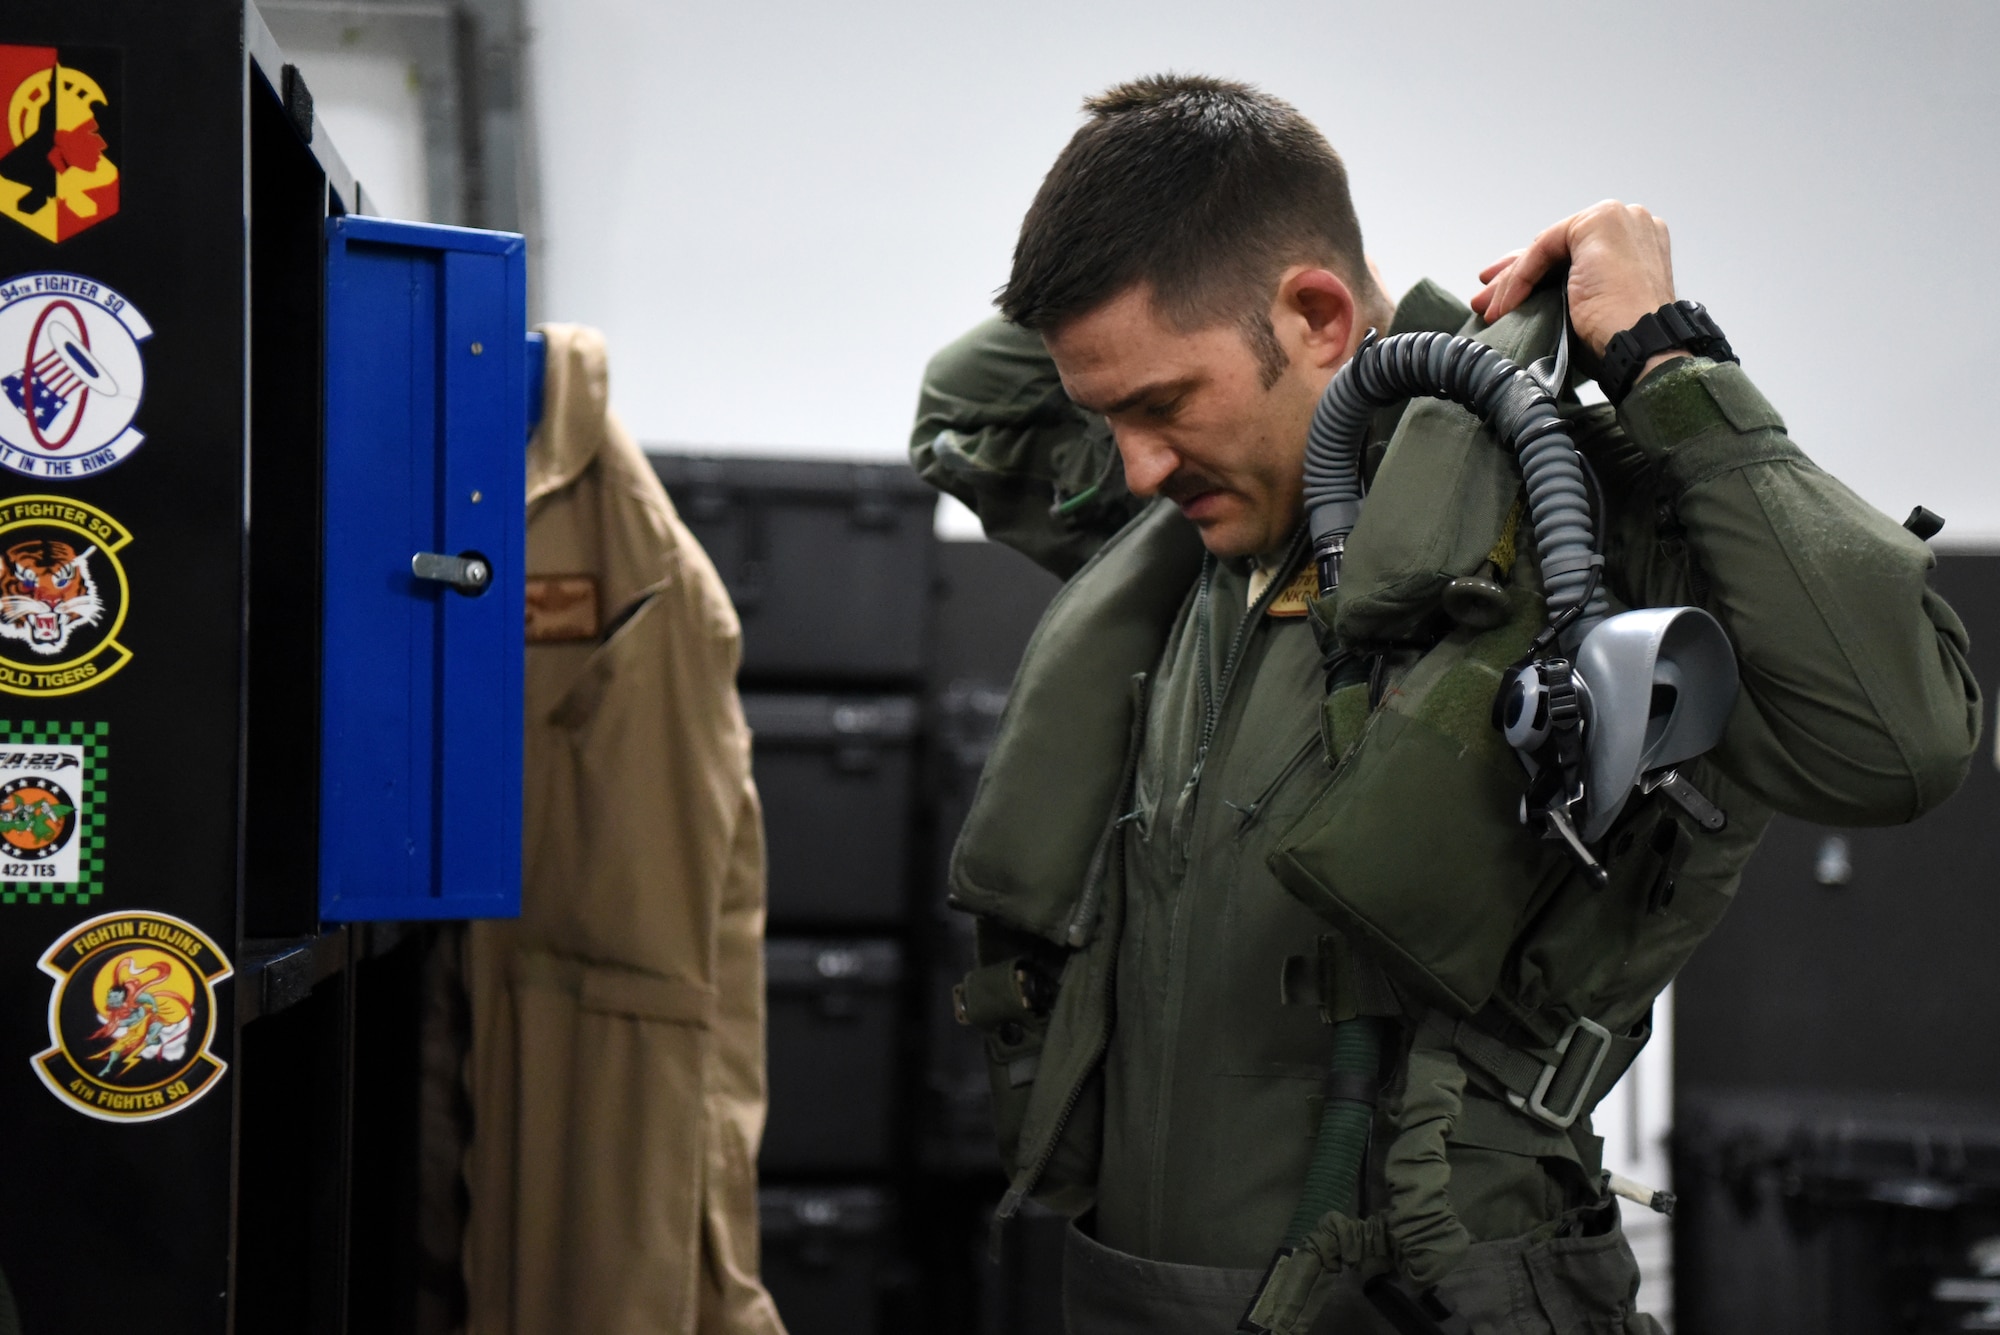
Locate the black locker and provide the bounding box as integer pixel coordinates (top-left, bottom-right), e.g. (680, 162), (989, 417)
(0, 8), (531, 1330)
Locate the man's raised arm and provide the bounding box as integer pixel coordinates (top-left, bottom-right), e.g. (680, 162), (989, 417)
(909, 317), (1142, 578)
(1482, 201), (1981, 826)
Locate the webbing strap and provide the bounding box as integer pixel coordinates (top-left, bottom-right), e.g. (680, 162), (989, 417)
(1422, 1010), (1646, 1131)
(1323, 1069), (1380, 1107)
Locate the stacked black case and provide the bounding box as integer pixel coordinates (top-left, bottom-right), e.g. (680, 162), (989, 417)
(651, 454), (1065, 1332)
(1673, 552), (2000, 1331)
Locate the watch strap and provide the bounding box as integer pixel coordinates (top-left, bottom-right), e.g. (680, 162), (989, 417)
(1599, 301), (1737, 406)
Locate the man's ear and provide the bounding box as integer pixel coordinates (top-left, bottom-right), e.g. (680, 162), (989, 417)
(1274, 267), (1358, 370)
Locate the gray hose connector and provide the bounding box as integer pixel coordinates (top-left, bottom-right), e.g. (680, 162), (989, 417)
(1303, 331), (1611, 644)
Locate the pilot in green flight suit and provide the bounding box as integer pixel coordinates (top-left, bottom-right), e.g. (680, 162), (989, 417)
(912, 75), (1980, 1335)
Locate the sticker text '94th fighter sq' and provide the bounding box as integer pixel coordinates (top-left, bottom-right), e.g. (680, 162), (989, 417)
(0, 46), (120, 245)
(34, 910), (231, 1123)
(0, 272), (151, 479)
(0, 495), (132, 697)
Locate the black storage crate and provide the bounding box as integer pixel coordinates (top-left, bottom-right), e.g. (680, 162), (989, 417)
(743, 693), (919, 928)
(763, 939), (905, 1173)
(1677, 554), (2000, 1105)
(760, 1186), (903, 1335)
(1674, 1090), (2000, 1334)
(649, 454), (937, 684)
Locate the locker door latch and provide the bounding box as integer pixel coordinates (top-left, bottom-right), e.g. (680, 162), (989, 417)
(411, 551), (492, 594)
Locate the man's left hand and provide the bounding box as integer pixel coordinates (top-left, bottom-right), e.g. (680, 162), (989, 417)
(1471, 201), (1681, 363)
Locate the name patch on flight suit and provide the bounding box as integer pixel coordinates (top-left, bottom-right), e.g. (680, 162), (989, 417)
(525, 574), (600, 643)
(1265, 565), (1318, 618)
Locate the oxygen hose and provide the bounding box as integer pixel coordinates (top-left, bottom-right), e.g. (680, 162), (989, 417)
(1302, 330), (1611, 646)
(1247, 331), (1616, 1333)
(1282, 1016), (1390, 1245)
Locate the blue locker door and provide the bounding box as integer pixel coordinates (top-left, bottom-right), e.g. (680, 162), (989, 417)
(319, 217), (525, 921)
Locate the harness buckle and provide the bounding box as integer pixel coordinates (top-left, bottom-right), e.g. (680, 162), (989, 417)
(1507, 1015), (1613, 1130)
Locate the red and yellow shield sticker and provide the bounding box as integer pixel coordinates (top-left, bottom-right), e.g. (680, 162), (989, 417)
(0, 46), (121, 244)
(34, 910), (232, 1122)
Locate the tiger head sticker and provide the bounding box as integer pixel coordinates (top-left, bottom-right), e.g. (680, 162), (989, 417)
(0, 537), (101, 654)
(0, 496), (130, 697)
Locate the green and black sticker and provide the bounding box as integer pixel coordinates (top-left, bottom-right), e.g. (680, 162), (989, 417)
(0, 719), (104, 905)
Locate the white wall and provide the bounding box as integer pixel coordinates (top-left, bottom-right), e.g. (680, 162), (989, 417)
(288, 45), (431, 222)
(525, 0), (2000, 537)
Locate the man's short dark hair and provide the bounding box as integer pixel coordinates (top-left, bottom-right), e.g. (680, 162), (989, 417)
(999, 74), (1375, 384)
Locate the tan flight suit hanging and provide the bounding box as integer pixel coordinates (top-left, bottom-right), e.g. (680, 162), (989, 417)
(464, 324), (785, 1335)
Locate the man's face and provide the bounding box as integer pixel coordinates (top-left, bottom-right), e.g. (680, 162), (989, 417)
(1045, 282), (1333, 560)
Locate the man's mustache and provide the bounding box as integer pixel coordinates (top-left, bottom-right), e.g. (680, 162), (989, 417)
(1159, 469), (1225, 506)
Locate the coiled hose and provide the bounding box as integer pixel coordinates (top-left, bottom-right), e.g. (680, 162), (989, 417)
(1303, 331), (1611, 646)
(1282, 1016), (1391, 1245)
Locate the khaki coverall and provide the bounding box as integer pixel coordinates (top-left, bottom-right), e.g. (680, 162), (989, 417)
(464, 325), (785, 1335)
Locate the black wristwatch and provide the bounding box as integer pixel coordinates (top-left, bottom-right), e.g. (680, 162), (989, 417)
(1597, 300), (1737, 406)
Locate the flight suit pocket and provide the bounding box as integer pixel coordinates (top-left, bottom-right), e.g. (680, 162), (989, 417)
(1438, 1200), (1655, 1335)
(546, 588), (665, 734)
(983, 1010), (1048, 1166)
(1520, 1223), (1655, 1335)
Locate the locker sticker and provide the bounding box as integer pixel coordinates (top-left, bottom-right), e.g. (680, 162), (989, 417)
(0, 46), (121, 244)
(34, 910), (231, 1123)
(0, 719), (104, 904)
(0, 272), (151, 479)
(0, 495), (132, 696)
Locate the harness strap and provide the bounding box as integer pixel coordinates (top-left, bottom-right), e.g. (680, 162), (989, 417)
(1420, 1009), (1647, 1131)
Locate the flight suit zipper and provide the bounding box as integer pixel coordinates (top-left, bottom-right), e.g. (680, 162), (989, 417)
(1172, 537), (1304, 851)
(1229, 731), (1322, 837)
(997, 535), (1305, 1240)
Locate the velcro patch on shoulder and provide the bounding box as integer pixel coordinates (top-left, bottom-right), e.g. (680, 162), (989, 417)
(1267, 565), (1319, 618)
(1700, 362), (1787, 434)
(526, 574), (601, 642)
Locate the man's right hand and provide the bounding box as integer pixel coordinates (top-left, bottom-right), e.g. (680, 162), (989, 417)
(1471, 201), (1682, 366)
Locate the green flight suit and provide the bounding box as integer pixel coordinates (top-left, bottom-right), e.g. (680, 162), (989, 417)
(912, 283), (1980, 1334)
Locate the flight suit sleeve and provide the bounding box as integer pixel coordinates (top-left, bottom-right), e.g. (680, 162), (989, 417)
(910, 316), (1143, 579)
(1599, 356), (1981, 826)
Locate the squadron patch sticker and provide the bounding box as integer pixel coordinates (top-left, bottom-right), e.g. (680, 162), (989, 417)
(0, 719), (105, 904)
(34, 910), (232, 1123)
(0, 495), (133, 696)
(0, 272), (152, 479)
(0, 46), (121, 244)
